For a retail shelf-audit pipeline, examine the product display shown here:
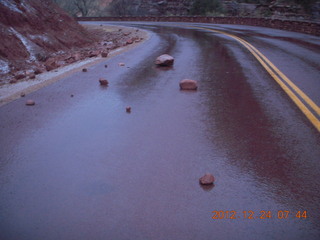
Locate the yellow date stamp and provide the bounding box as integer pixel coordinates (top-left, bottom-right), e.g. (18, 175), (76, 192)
(211, 210), (307, 220)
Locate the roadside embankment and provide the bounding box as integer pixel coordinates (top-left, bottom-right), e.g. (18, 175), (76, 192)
(0, 24), (149, 106)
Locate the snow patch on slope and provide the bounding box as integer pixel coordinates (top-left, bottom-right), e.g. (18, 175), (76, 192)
(21, 0), (36, 13)
(29, 34), (50, 43)
(0, 59), (10, 74)
(1, 0), (23, 13)
(10, 27), (36, 62)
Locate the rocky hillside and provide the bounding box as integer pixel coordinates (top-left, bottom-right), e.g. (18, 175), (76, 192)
(0, 0), (99, 83)
(0, 0), (147, 85)
(55, 0), (320, 20)
(222, 0), (320, 20)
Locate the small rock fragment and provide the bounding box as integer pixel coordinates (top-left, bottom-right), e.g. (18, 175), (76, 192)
(126, 106), (131, 113)
(70, 94), (74, 98)
(88, 50), (100, 58)
(44, 58), (60, 71)
(29, 73), (36, 79)
(20, 92), (26, 97)
(104, 64), (108, 68)
(199, 173), (215, 185)
(9, 79), (17, 84)
(126, 39), (133, 45)
(101, 51), (108, 58)
(74, 53), (81, 61)
(26, 100), (35, 106)
(118, 63), (125, 67)
(179, 79), (198, 91)
(14, 72), (25, 80)
(99, 78), (109, 86)
(34, 68), (44, 75)
(82, 68), (87, 72)
(65, 55), (76, 64)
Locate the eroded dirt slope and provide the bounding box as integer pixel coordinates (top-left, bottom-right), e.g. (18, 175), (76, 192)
(0, 0), (144, 85)
(0, 0), (98, 79)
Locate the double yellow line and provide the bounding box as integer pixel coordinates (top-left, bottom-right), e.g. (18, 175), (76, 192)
(191, 26), (320, 132)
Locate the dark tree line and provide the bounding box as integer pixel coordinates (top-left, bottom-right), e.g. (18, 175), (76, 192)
(73, 0), (90, 17)
(52, 0), (94, 17)
(190, 0), (223, 15)
(52, 0), (318, 17)
(108, 0), (134, 16)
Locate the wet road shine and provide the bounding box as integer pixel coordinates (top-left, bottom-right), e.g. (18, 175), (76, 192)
(192, 26), (320, 131)
(1, 22), (320, 240)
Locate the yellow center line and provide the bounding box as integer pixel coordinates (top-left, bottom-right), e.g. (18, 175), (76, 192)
(189, 26), (320, 132)
(234, 36), (320, 116)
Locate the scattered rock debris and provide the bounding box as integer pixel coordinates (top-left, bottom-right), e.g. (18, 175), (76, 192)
(126, 106), (131, 113)
(82, 68), (88, 72)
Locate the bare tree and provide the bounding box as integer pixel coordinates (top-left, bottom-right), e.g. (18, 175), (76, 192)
(108, 0), (134, 16)
(73, 0), (90, 17)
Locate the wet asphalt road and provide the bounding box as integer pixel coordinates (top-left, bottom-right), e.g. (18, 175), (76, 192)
(0, 22), (320, 240)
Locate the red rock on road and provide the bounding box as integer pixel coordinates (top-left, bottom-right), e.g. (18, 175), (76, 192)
(155, 54), (174, 66)
(179, 79), (198, 90)
(199, 173), (215, 185)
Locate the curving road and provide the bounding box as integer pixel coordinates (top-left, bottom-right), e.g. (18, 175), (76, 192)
(0, 22), (320, 240)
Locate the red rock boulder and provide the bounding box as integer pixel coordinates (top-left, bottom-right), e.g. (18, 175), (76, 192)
(99, 78), (109, 86)
(88, 50), (100, 58)
(44, 58), (60, 71)
(26, 100), (35, 106)
(199, 173), (215, 185)
(101, 50), (108, 58)
(126, 39), (133, 45)
(155, 54), (174, 66)
(179, 79), (198, 91)
(14, 71), (26, 80)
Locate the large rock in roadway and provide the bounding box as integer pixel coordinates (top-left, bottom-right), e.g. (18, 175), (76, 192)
(155, 54), (174, 66)
(179, 79), (198, 90)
